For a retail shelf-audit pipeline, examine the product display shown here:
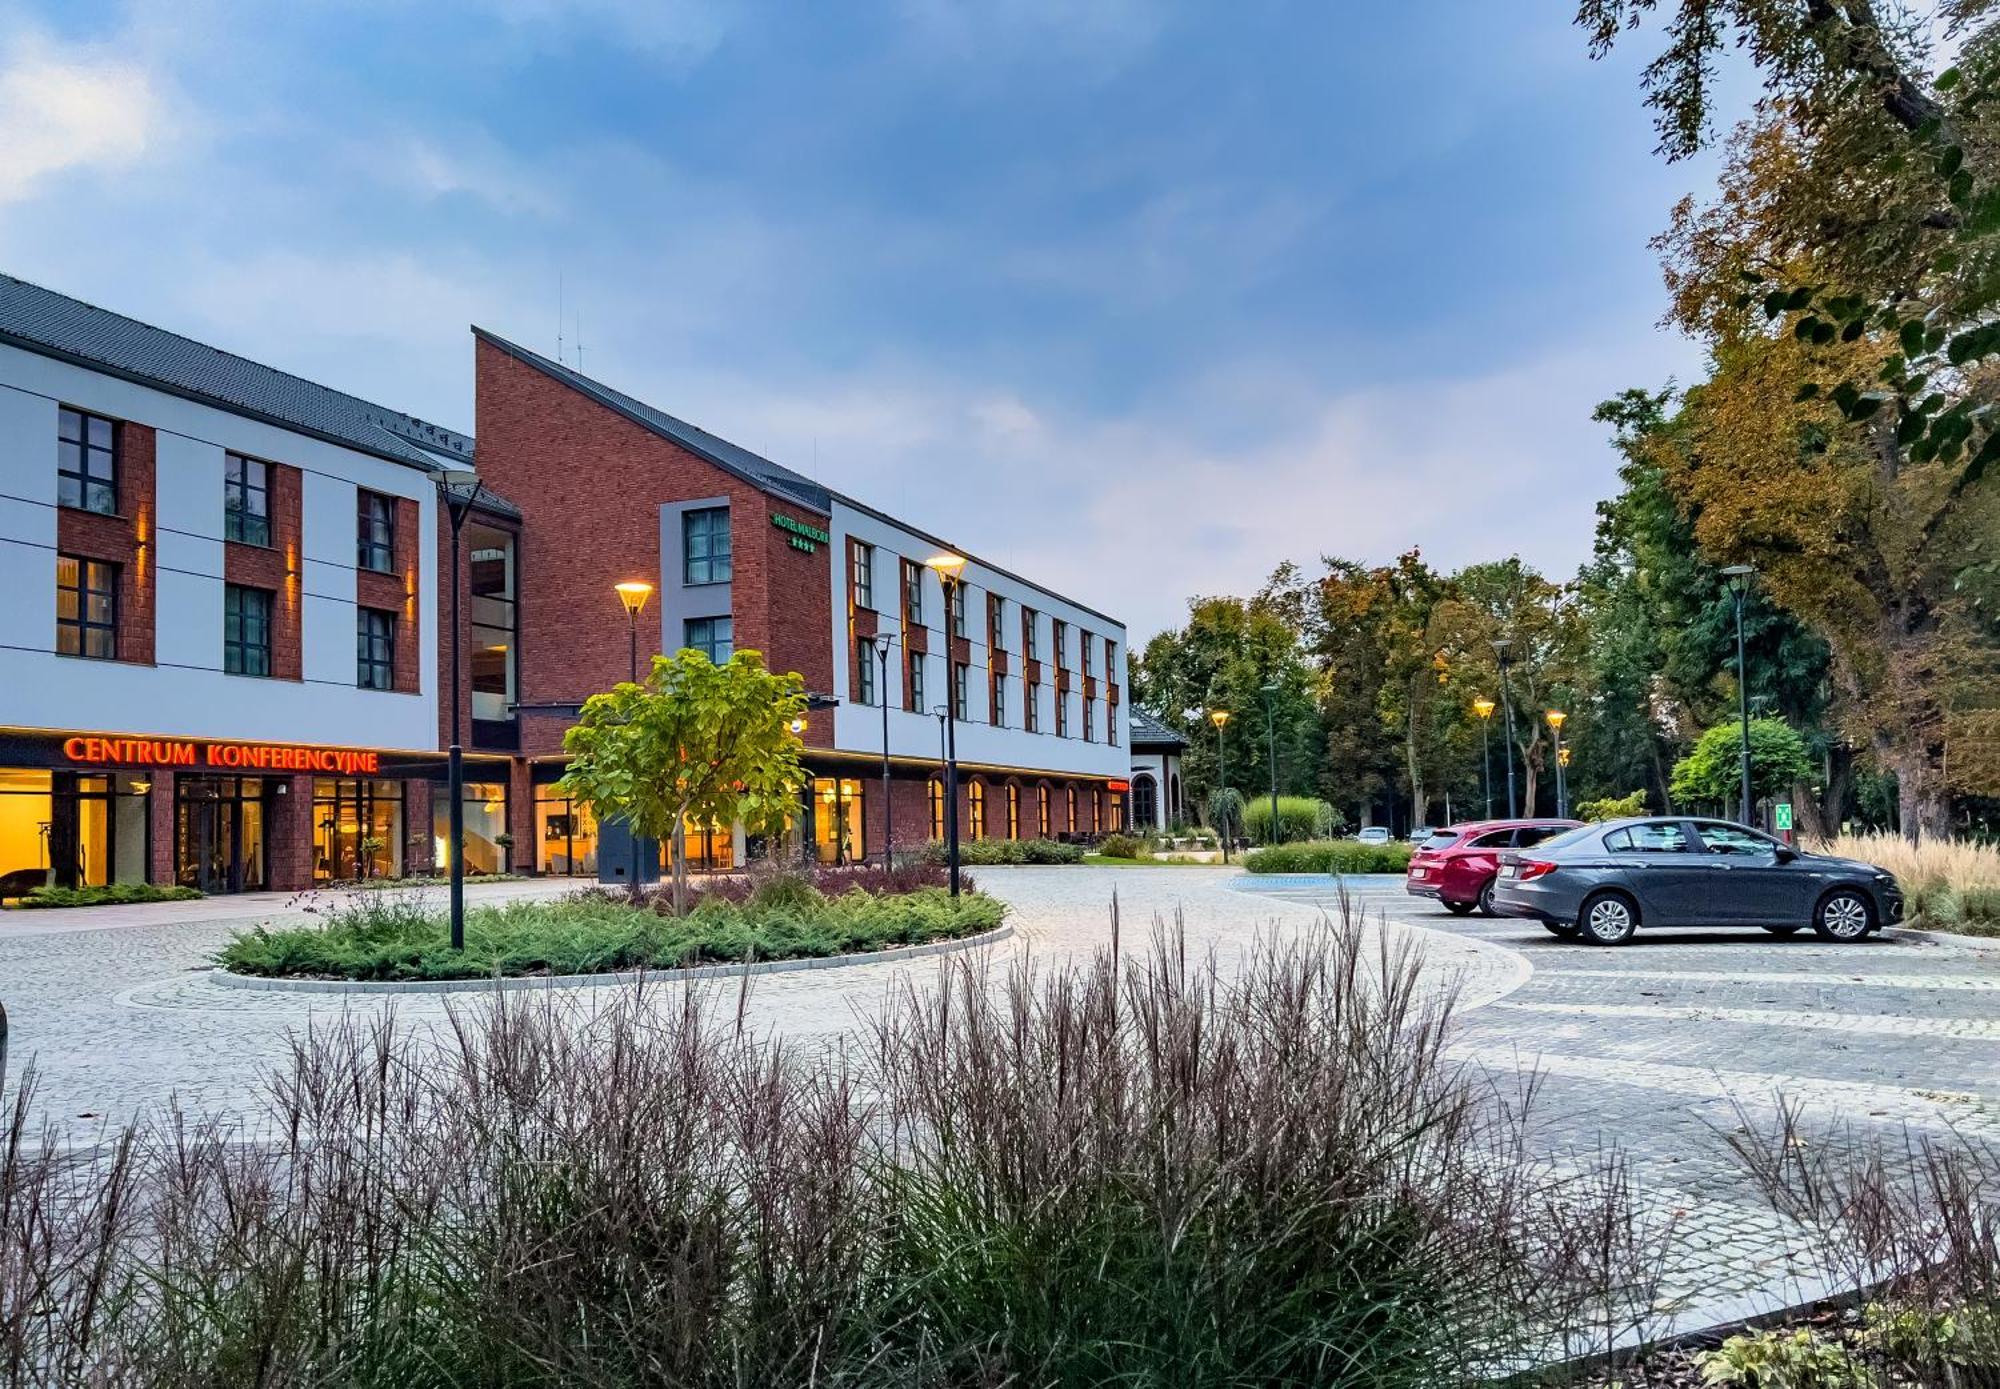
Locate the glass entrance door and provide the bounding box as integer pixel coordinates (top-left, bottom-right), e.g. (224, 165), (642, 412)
(175, 777), (267, 893)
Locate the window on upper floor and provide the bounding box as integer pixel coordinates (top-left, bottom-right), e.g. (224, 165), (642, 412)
(224, 454), (271, 546)
(1081, 632), (1094, 678)
(988, 593), (1004, 649)
(1025, 682), (1040, 733)
(685, 616), (733, 664)
(856, 635), (877, 706)
(907, 650), (926, 713)
(357, 490), (395, 573)
(56, 554), (117, 660)
(950, 582), (967, 639)
(902, 560), (923, 624)
(1108, 707), (1118, 747)
(58, 407), (118, 516)
(953, 661), (970, 720)
(1105, 639), (1117, 681)
(853, 541), (874, 608)
(991, 677), (1006, 727)
(1055, 692), (1070, 738)
(683, 506), (732, 585)
(1051, 619), (1068, 669)
(358, 608), (395, 690)
(1082, 698), (1094, 743)
(1022, 607), (1040, 660)
(224, 584), (273, 677)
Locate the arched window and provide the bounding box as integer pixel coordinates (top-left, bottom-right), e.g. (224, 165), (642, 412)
(929, 779), (945, 840)
(968, 781), (987, 840)
(1169, 773), (1183, 820)
(1037, 784), (1051, 837)
(1006, 783), (1020, 839)
(1066, 787), (1077, 834)
(1131, 773), (1157, 829)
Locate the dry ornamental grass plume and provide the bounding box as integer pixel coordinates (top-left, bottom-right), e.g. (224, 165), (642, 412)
(1, 895), (1667, 1387)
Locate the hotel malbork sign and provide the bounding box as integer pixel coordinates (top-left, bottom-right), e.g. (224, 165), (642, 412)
(63, 736), (382, 775)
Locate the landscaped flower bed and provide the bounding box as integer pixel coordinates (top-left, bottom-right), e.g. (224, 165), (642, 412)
(217, 865), (1004, 981)
(9, 882), (203, 909)
(1242, 839), (1415, 874)
(920, 837), (1085, 866)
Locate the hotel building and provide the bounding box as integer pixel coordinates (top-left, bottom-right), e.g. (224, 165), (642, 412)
(0, 273), (1127, 894)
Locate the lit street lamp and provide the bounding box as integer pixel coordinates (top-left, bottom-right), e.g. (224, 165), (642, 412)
(614, 580), (654, 890)
(1259, 681), (1281, 846)
(1472, 696), (1496, 818)
(438, 467), (484, 952)
(927, 552), (968, 897)
(1210, 708), (1232, 863)
(1545, 709), (1568, 819)
(1492, 639), (1518, 819)
(1721, 564), (1757, 827)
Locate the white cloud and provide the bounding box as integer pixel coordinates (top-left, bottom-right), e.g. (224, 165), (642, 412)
(0, 36), (167, 204)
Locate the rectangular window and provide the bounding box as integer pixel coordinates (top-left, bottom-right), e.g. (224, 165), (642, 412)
(991, 677), (1006, 727)
(684, 506), (732, 585)
(1052, 619), (1068, 670)
(223, 585), (273, 676)
(856, 636), (876, 706)
(1025, 682), (1040, 733)
(853, 541), (874, 608)
(224, 454), (271, 546)
(988, 594), (1005, 650)
(812, 777), (866, 865)
(357, 608), (395, 690)
(953, 661), (969, 720)
(907, 651), (926, 713)
(1108, 706), (1118, 747)
(357, 490), (395, 573)
(1082, 699), (1094, 743)
(902, 560), (923, 624)
(1105, 638), (1117, 681)
(1081, 631), (1094, 678)
(950, 582), (967, 638)
(1056, 692), (1070, 738)
(55, 554), (117, 659)
(684, 616), (734, 664)
(1023, 607), (1039, 660)
(57, 407), (118, 515)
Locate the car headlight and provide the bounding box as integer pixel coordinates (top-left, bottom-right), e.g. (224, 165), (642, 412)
(1873, 872), (1894, 885)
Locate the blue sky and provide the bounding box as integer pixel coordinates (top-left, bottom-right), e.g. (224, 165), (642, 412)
(0, 0), (1724, 639)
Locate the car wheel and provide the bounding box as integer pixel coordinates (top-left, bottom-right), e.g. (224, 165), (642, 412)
(1579, 891), (1640, 946)
(1443, 900), (1475, 916)
(1812, 888), (1873, 943)
(1760, 923), (1804, 936)
(1542, 920), (1581, 938)
(1477, 881), (1498, 917)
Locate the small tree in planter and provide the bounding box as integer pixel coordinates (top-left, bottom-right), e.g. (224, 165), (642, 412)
(560, 649), (809, 917)
(494, 832), (514, 874)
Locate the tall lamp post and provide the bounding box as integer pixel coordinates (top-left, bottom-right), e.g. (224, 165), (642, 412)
(1209, 708), (1232, 863)
(1473, 697), (1496, 818)
(874, 632), (896, 864)
(1492, 639), (1518, 818)
(927, 552), (968, 897)
(438, 467), (483, 952)
(614, 581), (654, 890)
(1721, 564), (1757, 827)
(1259, 682), (1281, 846)
(1546, 709), (1568, 819)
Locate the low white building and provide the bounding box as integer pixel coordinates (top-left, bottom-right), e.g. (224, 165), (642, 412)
(1127, 709), (1188, 831)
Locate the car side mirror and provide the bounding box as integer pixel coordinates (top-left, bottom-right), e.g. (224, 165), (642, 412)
(1774, 846), (1798, 863)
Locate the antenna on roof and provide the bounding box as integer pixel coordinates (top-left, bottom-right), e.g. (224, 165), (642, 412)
(576, 308), (584, 373)
(557, 271), (565, 366)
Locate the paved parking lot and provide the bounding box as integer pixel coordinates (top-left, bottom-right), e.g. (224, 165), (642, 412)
(4, 866), (1997, 1332)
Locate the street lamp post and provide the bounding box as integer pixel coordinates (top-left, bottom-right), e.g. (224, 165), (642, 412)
(1721, 564), (1757, 827)
(614, 581), (654, 890)
(1259, 681), (1281, 846)
(1473, 697), (1496, 818)
(927, 553), (968, 898)
(874, 632), (895, 864)
(1492, 640), (1518, 818)
(1546, 710), (1568, 819)
(1209, 709), (1232, 863)
(437, 468), (483, 952)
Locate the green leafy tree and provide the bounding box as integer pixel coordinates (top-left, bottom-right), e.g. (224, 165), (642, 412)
(559, 649), (809, 915)
(1669, 718), (1814, 811)
(1577, 790), (1650, 822)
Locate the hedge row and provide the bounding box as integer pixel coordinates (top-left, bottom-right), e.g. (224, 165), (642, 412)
(1241, 840), (1414, 875)
(920, 838), (1086, 866)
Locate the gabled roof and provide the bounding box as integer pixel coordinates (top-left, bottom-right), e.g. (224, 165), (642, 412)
(473, 327), (830, 513)
(0, 272), (474, 473)
(1129, 708), (1188, 750)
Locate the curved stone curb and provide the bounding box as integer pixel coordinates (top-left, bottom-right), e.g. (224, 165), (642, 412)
(208, 921), (1015, 995)
(1886, 923), (2000, 952)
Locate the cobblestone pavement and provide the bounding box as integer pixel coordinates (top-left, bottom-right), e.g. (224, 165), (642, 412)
(7, 867), (1996, 1335)
(1242, 873), (2000, 1331)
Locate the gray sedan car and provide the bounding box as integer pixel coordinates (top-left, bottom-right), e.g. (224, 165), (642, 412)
(1489, 817), (1904, 946)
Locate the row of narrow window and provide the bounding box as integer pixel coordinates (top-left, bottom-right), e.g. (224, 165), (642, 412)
(853, 644), (1117, 745)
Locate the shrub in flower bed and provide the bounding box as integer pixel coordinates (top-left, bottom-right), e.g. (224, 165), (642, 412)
(1242, 839), (1415, 874)
(921, 837), (1085, 866)
(1092, 833), (1149, 860)
(217, 875), (1004, 981)
(13, 882), (203, 908)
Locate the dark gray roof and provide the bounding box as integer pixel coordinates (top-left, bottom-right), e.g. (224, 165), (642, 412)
(0, 272), (474, 473)
(473, 328), (830, 512)
(1128, 708), (1187, 750)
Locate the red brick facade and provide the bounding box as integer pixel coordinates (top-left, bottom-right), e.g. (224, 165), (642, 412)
(222, 462), (303, 680)
(56, 420), (156, 665)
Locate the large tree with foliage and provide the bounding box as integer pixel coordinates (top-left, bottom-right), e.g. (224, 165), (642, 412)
(1581, 0), (2000, 837)
(559, 649), (808, 915)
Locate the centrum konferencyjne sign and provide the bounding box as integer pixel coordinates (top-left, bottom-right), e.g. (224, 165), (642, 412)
(63, 737), (382, 775)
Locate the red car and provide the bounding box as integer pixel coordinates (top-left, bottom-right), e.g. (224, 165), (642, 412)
(1405, 819), (1583, 915)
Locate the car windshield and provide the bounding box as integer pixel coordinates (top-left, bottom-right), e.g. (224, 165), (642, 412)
(1532, 825), (1598, 853)
(1421, 831), (1460, 851)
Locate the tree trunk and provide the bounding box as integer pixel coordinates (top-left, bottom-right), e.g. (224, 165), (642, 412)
(1520, 736), (1541, 818)
(1406, 694), (1429, 832)
(671, 818), (689, 916)
(1891, 744), (1952, 843)
(1649, 726), (1675, 815)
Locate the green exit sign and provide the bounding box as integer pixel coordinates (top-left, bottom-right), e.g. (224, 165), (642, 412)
(1774, 803), (1793, 831)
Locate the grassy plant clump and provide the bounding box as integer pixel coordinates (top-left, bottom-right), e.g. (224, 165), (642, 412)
(13, 882), (203, 908)
(1243, 838), (1416, 874)
(921, 837), (1085, 866)
(4, 902), (1665, 1386)
(1817, 830), (2000, 933)
(217, 882), (1004, 981)
(1092, 832), (1149, 861)
(1241, 794), (1339, 844)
